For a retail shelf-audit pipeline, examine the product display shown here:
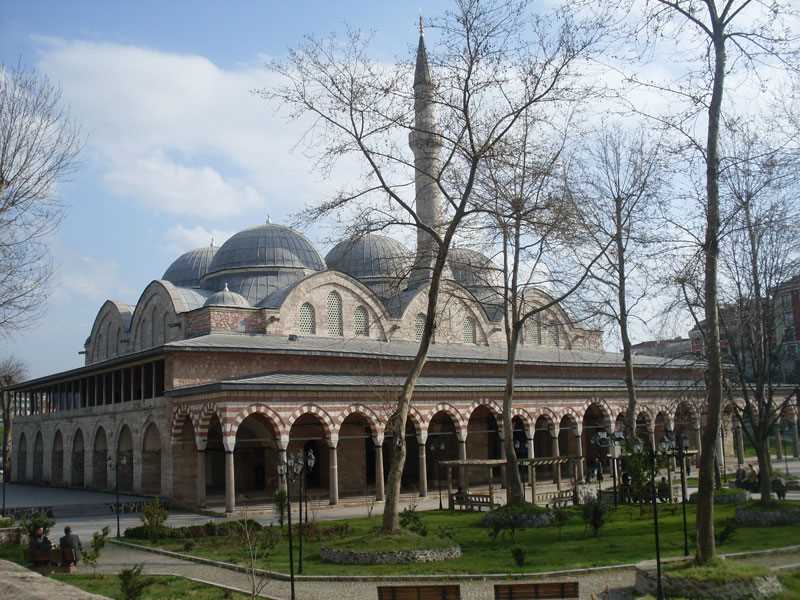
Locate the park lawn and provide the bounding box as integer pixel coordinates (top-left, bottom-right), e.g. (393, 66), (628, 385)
(130, 503), (800, 576)
(50, 573), (249, 599)
(777, 569), (800, 600)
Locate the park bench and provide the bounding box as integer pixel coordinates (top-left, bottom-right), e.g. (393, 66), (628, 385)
(449, 492), (498, 512)
(377, 584), (461, 599)
(535, 490), (573, 507)
(494, 581), (579, 599)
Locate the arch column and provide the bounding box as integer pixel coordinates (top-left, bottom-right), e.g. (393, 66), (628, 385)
(329, 436), (339, 506)
(776, 430), (785, 461)
(648, 427), (656, 452)
(791, 416), (799, 458)
(574, 423), (584, 482)
(551, 428), (561, 490)
(734, 427), (745, 466)
(457, 432), (467, 490)
(277, 446), (288, 495)
(527, 435), (536, 502)
(374, 439), (385, 502)
(195, 437), (207, 507)
(418, 433), (428, 497)
(132, 435), (143, 494)
(691, 426), (701, 466)
(62, 439), (72, 488)
(223, 435), (236, 514)
(498, 432), (507, 489)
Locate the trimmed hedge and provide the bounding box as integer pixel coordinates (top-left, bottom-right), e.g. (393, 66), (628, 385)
(124, 519), (262, 540)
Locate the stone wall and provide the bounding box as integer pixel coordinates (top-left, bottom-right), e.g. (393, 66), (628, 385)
(320, 545), (461, 565)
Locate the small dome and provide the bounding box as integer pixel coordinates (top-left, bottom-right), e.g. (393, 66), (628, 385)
(326, 234), (412, 281)
(203, 284), (252, 308)
(206, 224), (324, 274)
(448, 248), (502, 288)
(163, 245), (218, 288)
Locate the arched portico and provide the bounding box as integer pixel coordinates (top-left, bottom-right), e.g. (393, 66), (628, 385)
(72, 429), (85, 487)
(52, 430), (64, 486)
(17, 432), (28, 482)
(288, 412), (331, 502)
(636, 411), (653, 449)
(338, 412), (378, 498)
(533, 415), (556, 481)
(141, 423), (162, 495)
(92, 428), (107, 489)
(466, 405), (501, 485)
(384, 417), (422, 496)
(234, 412), (281, 500)
(172, 416), (199, 503)
(117, 425), (134, 492)
(582, 403), (611, 472)
(33, 431), (44, 483)
(426, 410), (461, 489)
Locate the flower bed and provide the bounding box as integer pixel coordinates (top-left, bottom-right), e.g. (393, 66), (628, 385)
(734, 503), (800, 527)
(320, 529), (459, 565)
(320, 544), (461, 565)
(689, 488), (749, 505)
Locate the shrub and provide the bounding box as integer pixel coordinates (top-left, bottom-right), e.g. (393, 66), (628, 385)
(399, 505), (427, 536)
(0, 517), (14, 528)
(511, 546), (526, 567)
(118, 564), (154, 600)
(124, 519), (262, 540)
(582, 495), (607, 537)
(716, 518), (737, 546)
(141, 498), (168, 541)
(182, 540), (196, 552)
(482, 503), (552, 542)
(20, 512), (55, 537)
(273, 488), (288, 527)
(550, 506), (570, 539)
(83, 527), (110, 576)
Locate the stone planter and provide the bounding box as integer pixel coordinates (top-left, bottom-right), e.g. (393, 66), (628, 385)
(735, 505), (800, 526)
(320, 545), (461, 565)
(635, 562), (783, 600)
(0, 526), (21, 544)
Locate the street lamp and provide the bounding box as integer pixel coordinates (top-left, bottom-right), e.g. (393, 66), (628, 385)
(592, 431), (617, 505)
(109, 453), (129, 539)
(427, 438), (446, 510)
(674, 432), (690, 557)
(632, 436), (665, 600)
(277, 452), (303, 600)
(298, 448), (315, 574)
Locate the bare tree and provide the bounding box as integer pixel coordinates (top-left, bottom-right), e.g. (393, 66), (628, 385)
(0, 62), (80, 333)
(629, 0), (800, 564)
(717, 127), (799, 505)
(264, 0), (611, 532)
(0, 356), (26, 482)
(575, 125), (665, 441)
(470, 114), (611, 504)
(237, 513), (280, 600)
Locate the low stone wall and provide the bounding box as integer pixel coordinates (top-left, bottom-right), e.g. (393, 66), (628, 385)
(635, 564), (783, 600)
(735, 505), (800, 527)
(0, 527), (21, 544)
(320, 545), (461, 565)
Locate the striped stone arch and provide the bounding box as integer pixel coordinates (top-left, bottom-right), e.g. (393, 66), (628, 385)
(511, 407), (535, 437)
(531, 407), (559, 429)
(668, 397), (700, 421)
(653, 406), (674, 430)
(635, 406), (655, 430)
(424, 402), (467, 439)
(112, 419), (136, 451)
(467, 398), (502, 419)
(287, 404), (335, 440)
(196, 402), (225, 437)
(169, 403), (199, 443)
(230, 403), (287, 440)
(337, 404), (382, 440)
(88, 423), (107, 452)
(581, 398), (613, 424)
(557, 406), (581, 425)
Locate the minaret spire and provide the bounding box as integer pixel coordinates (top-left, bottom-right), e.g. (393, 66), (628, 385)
(408, 21), (450, 289)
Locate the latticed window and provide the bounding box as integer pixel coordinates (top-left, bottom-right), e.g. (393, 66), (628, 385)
(298, 302), (316, 335)
(327, 291), (343, 336)
(414, 313), (426, 341)
(551, 322), (561, 347)
(527, 316), (543, 345)
(353, 305), (369, 337)
(463, 316), (476, 344)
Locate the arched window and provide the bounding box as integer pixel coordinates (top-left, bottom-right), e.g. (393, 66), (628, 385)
(327, 291), (343, 336)
(463, 316), (476, 344)
(414, 313), (426, 342)
(298, 303), (316, 335)
(353, 305), (369, 337)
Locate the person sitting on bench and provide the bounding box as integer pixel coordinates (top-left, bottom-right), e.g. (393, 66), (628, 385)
(60, 526), (83, 566)
(28, 527), (52, 566)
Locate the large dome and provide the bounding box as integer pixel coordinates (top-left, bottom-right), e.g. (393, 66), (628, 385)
(202, 224), (325, 306)
(326, 234), (412, 280)
(162, 245), (218, 288)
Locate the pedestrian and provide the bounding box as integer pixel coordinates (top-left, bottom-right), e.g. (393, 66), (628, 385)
(59, 526), (83, 566)
(28, 526), (52, 567)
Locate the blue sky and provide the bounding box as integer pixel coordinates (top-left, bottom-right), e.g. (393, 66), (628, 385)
(1, 1), (451, 377)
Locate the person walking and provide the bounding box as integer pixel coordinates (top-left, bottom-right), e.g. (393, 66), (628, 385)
(59, 526), (82, 566)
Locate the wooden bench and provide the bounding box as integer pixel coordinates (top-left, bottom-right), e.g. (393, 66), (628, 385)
(494, 581), (579, 599)
(449, 493), (498, 512)
(377, 585), (461, 599)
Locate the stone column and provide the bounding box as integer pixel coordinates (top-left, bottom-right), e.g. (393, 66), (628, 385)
(458, 437), (467, 490)
(196, 450), (206, 507)
(374, 441), (385, 502)
(691, 427), (701, 467)
(574, 425), (585, 483)
(791, 417), (799, 458)
(278, 447), (288, 495)
(329, 441), (339, 505)
(418, 437), (428, 497)
(224, 450), (236, 514)
(132, 440), (143, 494)
(776, 430), (785, 461)
(734, 427), (745, 466)
(648, 428), (656, 452)
(551, 430), (561, 488)
(716, 430), (726, 473)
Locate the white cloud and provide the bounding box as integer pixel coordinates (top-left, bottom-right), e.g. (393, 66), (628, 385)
(165, 224), (235, 254)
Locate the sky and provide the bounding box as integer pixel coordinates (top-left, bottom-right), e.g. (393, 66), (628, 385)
(1, 0), (457, 377)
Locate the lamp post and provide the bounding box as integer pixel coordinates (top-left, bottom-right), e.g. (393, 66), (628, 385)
(592, 431), (617, 506)
(675, 432), (690, 557)
(783, 423), (791, 477)
(634, 436), (665, 600)
(278, 452), (304, 600)
(110, 453), (129, 539)
(298, 448), (315, 574)
(428, 438), (445, 510)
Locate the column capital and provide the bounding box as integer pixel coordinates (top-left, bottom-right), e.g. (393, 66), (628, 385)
(372, 434), (384, 447)
(222, 435), (235, 453)
(328, 435), (339, 448)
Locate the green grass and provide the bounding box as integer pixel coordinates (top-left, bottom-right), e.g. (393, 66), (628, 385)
(777, 569), (800, 600)
(664, 558), (768, 584)
(325, 528), (452, 552)
(49, 574), (248, 599)
(130, 503), (800, 576)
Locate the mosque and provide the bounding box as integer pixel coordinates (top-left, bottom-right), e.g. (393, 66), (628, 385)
(8, 30), (719, 512)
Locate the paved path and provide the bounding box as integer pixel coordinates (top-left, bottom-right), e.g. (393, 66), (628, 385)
(0, 559), (108, 600)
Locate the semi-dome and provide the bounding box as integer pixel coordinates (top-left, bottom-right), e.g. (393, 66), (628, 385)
(448, 248), (502, 288)
(326, 234), (412, 280)
(203, 284), (252, 308)
(202, 223), (325, 306)
(162, 245), (218, 288)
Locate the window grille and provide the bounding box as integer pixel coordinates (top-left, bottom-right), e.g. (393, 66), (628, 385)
(463, 316), (476, 344)
(327, 291), (343, 336)
(353, 305), (369, 337)
(527, 316), (543, 345)
(415, 313), (426, 341)
(298, 303), (316, 335)
(552, 322), (561, 347)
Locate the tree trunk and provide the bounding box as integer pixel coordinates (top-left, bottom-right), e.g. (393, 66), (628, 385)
(616, 197), (638, 441)
(756, 436), (773, 507)
(696, 31), (727, 566)
(2, 392), (11, 483)
(502, 326), (525, 505)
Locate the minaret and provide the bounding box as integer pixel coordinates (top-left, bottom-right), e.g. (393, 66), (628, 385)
(408, 18), (449, 288)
